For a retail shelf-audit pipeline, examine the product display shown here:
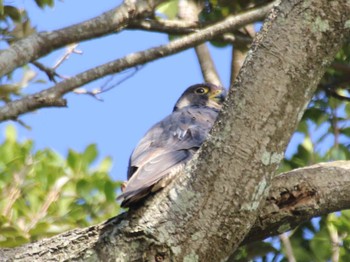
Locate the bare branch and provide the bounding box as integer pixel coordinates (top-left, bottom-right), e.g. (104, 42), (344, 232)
(52, 43), (82, 70)
(177, 0), (222, 86)
(129, 19), (254, 46)
(230, 47), (248, 84)
(195, 44), (223, 86)
(2, 161), (350, 260)
(327, 216), (340, 262)
(331, 62), (350, 74)
(128, 19), (200, 34)
(31, 61), (61, 82)
(0, 0), (166, 77)
(279, 233), (296, 262)
(230, 24), (256, 84)
(0, 1), (277, 122)
(73, 66), (142, 100)
(0, 1), (348, 260)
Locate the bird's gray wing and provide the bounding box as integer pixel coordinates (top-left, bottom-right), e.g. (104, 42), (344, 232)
(118, 149), (192, 206)
(118, 107), (218, 206)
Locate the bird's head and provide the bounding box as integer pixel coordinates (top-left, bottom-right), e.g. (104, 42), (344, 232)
(173, 83), (227, 111)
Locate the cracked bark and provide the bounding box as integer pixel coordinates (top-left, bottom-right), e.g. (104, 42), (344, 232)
(2, 161), (350, 261)
(0, 0), (349, 260)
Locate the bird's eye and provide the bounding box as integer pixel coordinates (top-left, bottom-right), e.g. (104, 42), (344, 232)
(195, 87), (208, 94)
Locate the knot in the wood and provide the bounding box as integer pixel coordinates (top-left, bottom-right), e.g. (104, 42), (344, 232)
(143, 245), (170, 262)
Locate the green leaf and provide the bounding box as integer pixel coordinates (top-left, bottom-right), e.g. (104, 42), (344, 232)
(310, 226), (332, 260)
(104, 181), (115, 202)
(83, 144), (98, 164)
(340, 127), (350, 137)
(99, 157), (113, 173)
(29, 222), (50, 237)
(4, 6), (21, 22)
(76, 179), (90, 196)
(5, 125), (17, 142)
(0, 226), (22, 237)
(302, 107), (326, 125)
(156, 0), (179, 19)
(34, 0), (55, 8)
(67, 149), (79, 171)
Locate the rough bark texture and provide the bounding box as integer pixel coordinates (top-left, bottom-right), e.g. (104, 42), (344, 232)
(2, 161), (350, 261)
(243, 161), (350, 244)
(1, 0), (349, 261)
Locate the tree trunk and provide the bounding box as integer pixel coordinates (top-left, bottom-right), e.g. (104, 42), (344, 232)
(1, 0), (349, 261)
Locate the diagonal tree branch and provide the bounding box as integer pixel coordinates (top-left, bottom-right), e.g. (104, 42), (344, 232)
(0, 0), (348, 260)
(0, 0), (166, 77)
(2, 161), (350, 260)
(128, 19), (200, 34)
(243, 161), (350, 244)
(0, 1), (277, 122)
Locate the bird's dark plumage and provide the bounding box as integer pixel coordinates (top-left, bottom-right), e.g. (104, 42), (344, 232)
(117, 83), (226, 207)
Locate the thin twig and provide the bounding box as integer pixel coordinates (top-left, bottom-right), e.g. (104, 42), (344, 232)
(0, 1), (277, 122)
(129, 19), (253, 46)
(73, 66), (143, 101)
(178, 0), (222, 86)
(0, 0), (166, 77)
(279, 233), (296, 262)
(31, 61), (61, 83)
(128, 19), (200, 34)
(2, 162), (32, 218)
(327, 215), (340, 262)
(53, 43), (82, 70)
(25, 177), (69, 232)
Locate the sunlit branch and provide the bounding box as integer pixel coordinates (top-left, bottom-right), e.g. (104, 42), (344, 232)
(0, 1), (277, 122)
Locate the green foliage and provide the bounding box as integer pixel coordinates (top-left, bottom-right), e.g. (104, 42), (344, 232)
(34, 0), (55, 9)
(1, 0), (350, 259)
(0, 0), (55, 101)
(0, 126), (121, 247)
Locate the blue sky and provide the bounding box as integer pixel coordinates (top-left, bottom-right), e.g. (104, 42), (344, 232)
(0, 0), (301, 182)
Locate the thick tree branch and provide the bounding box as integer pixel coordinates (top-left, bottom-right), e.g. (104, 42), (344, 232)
(0, 0), (166, 77)
(0, 1), (277, 122)
(1, 0), (348, 260)
(2, 161), (350, 260)
(2, 0), (348, 260)
(243, 161), (350, 244)
(109, 0), (347, 259)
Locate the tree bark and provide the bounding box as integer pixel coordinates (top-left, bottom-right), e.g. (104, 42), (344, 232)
(1, 0), (349, 261)
(2, 161), (350, 261)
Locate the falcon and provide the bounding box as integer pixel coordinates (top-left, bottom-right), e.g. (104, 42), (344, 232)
(117, 83), (226, 207)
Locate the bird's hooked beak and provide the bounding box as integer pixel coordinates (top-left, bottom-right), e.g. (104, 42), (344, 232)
(209, 88), (227, 104)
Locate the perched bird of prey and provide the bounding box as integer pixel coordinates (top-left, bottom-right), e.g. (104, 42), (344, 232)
(117, 83), (226, 207)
